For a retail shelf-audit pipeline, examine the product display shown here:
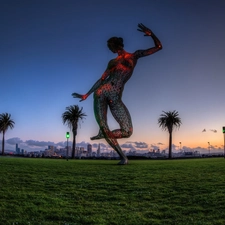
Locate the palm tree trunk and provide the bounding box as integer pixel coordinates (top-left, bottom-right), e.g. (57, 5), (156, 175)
(2, 131), (5, 155)
(72, 123), (78, 159)
(168, 132), (172, 159)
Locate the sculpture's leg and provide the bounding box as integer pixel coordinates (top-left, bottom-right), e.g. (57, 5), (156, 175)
(90, 129), (104, 140)
(93, 95), (128, 164)
(109, 99), (133, 139)
(91, 95), (133, 140)
(108, 99), (133, 164)
(101, 129), (128, 165)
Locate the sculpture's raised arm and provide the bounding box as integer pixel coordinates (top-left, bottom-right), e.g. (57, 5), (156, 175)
(135, 23), (162, 58)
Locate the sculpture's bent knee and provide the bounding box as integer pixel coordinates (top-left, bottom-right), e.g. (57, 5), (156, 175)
(123, 128), (133, 138)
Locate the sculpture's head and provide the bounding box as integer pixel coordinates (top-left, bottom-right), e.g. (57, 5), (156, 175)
(107, 37), (124, 53)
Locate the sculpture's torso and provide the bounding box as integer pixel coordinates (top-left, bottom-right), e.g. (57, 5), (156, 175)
(96, 52), (137, 98)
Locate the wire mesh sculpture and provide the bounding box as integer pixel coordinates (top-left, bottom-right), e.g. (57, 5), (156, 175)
(72, 23), (162, 164)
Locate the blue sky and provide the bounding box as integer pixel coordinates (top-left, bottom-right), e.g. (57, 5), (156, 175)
(1, 0), (225, 153)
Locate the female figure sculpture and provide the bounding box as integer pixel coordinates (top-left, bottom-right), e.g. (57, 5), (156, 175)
(72, 23), (162, 164)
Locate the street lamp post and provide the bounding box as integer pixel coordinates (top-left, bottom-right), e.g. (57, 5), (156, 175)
(179, 142), (182, 152)
(66, 132), (70, 161)
(223, 127), (225, 158)
(208, 142), (210, 156)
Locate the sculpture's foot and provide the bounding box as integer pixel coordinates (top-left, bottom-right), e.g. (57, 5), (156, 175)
(90, 130), (104, 140)
(118, 158), (128, 165)
(90, 134), (104, 140)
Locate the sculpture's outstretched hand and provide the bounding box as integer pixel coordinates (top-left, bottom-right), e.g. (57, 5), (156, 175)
(72, 93), (88, 102)
(137, 23), (152, 36)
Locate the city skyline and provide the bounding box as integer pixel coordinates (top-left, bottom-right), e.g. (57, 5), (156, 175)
(5, 141), (224, 156)
(2, 133), (224, 154)
(1, 1), (225, 153)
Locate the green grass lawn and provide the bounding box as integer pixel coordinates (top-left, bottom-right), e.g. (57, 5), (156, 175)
(0, 157), (225, 225)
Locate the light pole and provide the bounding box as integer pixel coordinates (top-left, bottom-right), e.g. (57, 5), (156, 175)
(208, 142), (210, 156)
(223, 127), (225, 158)
(66, 132), (70, 161)
(179, 142), (182, 152)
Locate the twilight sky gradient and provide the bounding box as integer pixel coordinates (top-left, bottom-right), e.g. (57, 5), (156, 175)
(1, 0), (225, 153)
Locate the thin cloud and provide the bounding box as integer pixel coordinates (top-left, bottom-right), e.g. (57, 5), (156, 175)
(25, 140), (55, 147)
(121, 143), (133, 148)
(6, 137), (23, 145)
(121, 143), (136, 151)
(56, 141), (67, 147)
(157, 142), (164, 145)
(150, 144), (160, 150)
(134, 142), (148, 149)
(122, 141), (148, 149)
(210, 129), (217, 133)
(76, 141), (90, 148)
(182, 146), (193, 152)
(92, 143), (107, 148)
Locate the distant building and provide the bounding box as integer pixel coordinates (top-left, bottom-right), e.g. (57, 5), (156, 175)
(184, 152), (193, 156)
(97, 144), (101, 157)
(75, 147), (79, 157)
(15, 143), (20, 154)
(87, 144), (92, 157)
(44, 148), (54, 157)
(79, 147), (85, 158)
(161, 150), (166, 155)
(112, 150), (118, 157)
(48, 145), (56, 151)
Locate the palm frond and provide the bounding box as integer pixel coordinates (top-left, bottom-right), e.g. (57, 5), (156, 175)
(158, 110), (182, 132)
(0, 113), (15, 132)
(62, 105), (87, 131)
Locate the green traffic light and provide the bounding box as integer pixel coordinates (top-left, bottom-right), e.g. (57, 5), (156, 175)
(66, 132), (70, 138)
(223, 127), (225, 133)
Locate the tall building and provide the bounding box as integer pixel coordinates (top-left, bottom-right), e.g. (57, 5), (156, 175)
(15, 143), (20, 154)
(87, 144), (92, 157)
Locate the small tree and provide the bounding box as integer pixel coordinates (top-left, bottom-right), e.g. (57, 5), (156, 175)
(62, 105), (86, 159)
(0, 113), (15, 155)
(158, 110), (181, 159)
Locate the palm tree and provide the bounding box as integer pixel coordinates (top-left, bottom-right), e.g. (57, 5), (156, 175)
(62, 105), (86, 159)
(158, 110), (181, 159)
(0, 113), (15, 155)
